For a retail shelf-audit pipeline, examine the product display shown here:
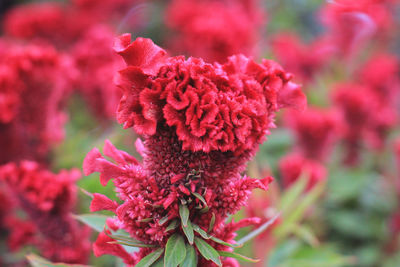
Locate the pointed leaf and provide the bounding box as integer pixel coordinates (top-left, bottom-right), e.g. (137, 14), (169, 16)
(292, 225), (320, 247)
(237, 213), (280, 245)
(158, 215), (169, 226)
(209, 236), (241, 248)
(275, 181), (324, 239)
(164, 234), (186, 267)
(192, 224), (209, 239)
(136, 248), (164, 267)
(208, 213), (215, 233)
(192, 192), (207, 207)
(151, 258), (164, 267)
(27, 253), (88, 267)
(182, 220), (194, 245)
(194, 237), (221, 266)
(179, 205), (190, 227)
(72, 214), (108, 233)
(108, 240), (156, 248)
(279, 175), (308, 215)
(180, 244), (198, 267)
(166, 220), (179, 232)
(218, 251), (259, 263)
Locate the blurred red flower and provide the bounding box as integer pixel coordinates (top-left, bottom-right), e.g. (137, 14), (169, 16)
(166, 0), (264, 62)
(0, 161), (91, 264)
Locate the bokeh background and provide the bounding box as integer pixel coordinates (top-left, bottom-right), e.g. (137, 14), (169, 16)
(1, 0), (400, 266)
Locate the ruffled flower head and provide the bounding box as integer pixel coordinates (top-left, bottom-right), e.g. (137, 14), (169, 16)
(83, 35), (305, 266)
(114, 35), (305, 155)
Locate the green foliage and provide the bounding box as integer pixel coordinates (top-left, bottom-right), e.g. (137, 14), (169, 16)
(27, 254), (89, 267)
(267, 240), (351, 267)
(73, 214), (108, 233)
(194, 237), (222, 266)
(181, 244), (198, 267)
(135, 249), (164, 267)
(164, 234), (186, 267)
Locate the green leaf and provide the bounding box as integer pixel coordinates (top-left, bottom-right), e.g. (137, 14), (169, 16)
(292, 225), (319, 247)
(79, 187), (94, 199)
(179, 205), (190, 227)
(166, 220), (179, 232)
(194, 237), (221, 266)
(27, 253), (88, 267)
(136, 248), (164, 267)
(236, 213), (280, 245)
(108, 240), (156, 248)
(164, 234), (186, 267)
(158, 215), (169, 226)
(192, 224), (209, 239)
(208, 213), (215, 232)
(182, 220), (194, 245)
(192, 192), (208, 207)
(279, 175), (308, 215)
(72, 214), (108, 233)
(209, 236), (240, 248)
(151, 258), (164, 267)
(139, 218), (153, 223)
(275, 181), (324, 239)
(218, 250), (259, 263)
(180, 244), (198, 267)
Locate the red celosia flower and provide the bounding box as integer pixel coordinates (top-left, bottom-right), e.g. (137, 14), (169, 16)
(279, 153), (327, 190)
(333, 54), (399, 161)
(284, 108), (341, 161)
(165, 0), (265, 62)
(359, 53), (400, 103)
(71, 0), (146, 27)
(3, 2), (85, 45)
(114, 35), (305, 155)
(320, 0), (394, 58)
(332, 83), (375, 165)
(83, 35), (305, 265)
(0, 42), (75, 164)
(0, 161), (91, 264)
(272, 33), (334, 83)
(72, 25), (123, 120)
(0, 64), (24, 124)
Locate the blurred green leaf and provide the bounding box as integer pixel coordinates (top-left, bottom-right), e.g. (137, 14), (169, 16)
(27, 254), (89, 267)
(73, 214), (108, 233)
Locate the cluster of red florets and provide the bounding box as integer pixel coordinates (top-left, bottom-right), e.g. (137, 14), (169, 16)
(272, 33), (334, 84)
(333, 53), (399, 165)
(165, 0), (264, 63)
(72, 25), (123, 119)
(320, 0), (395, 58)
(0, 42), (74, 164)
(83, 35), (305, 266)
(0, 161), (91, 263)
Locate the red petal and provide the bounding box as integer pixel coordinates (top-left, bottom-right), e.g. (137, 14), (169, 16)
(114, 35), (167, 75)
(93, 232), (134, 265)
(90, 193), (118, 212)
(278, 81), (307, 111)
(83, 148), (102, 176)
